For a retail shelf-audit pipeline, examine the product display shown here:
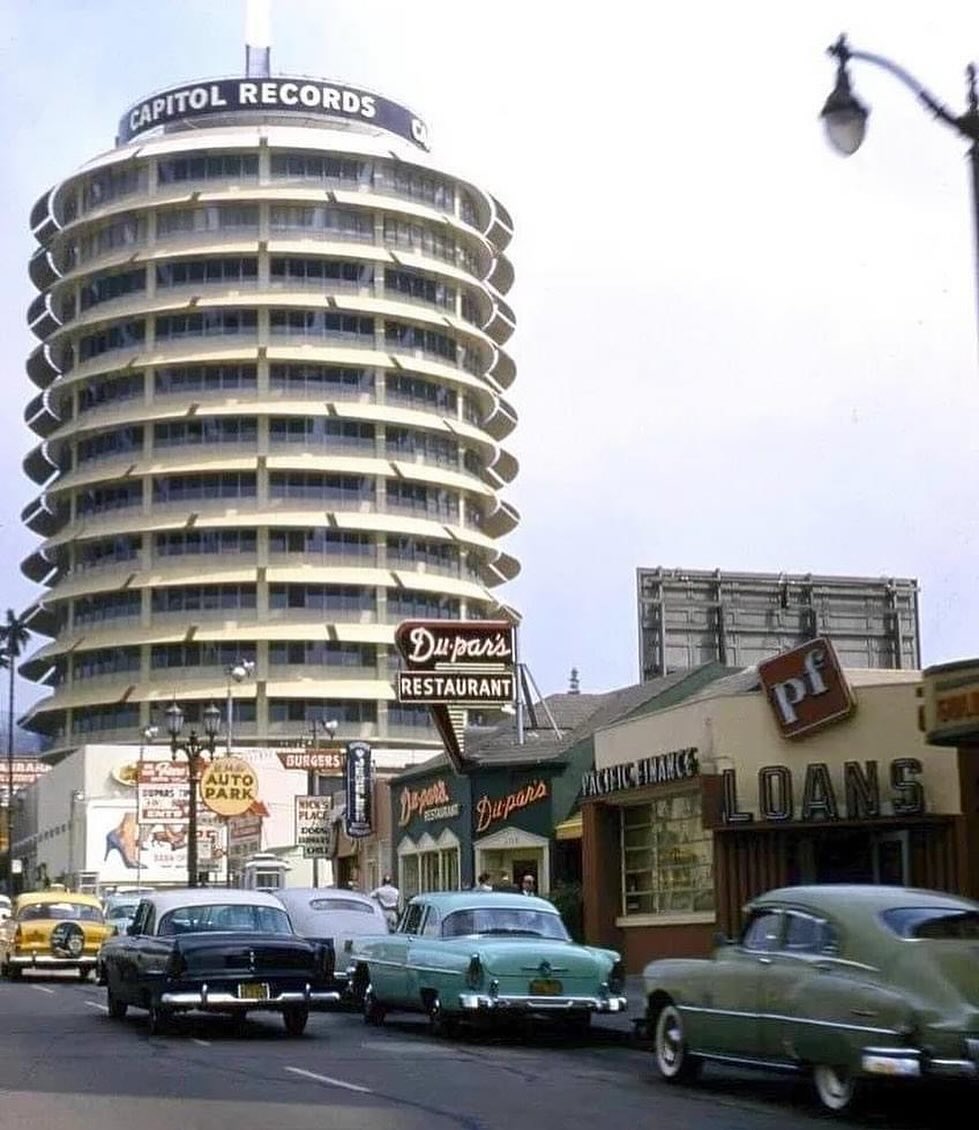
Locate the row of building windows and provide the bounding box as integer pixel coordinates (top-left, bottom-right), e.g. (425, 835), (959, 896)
(64, 640), (439, 680)
(63, 259), (479, 327)
(68, 585), (467, 625)
(71, 417), (474, 465)
(73, 311), (479, 371)
(73, 472), (480, 518)
(72, 366), (479, 425)
(66, 698), (434, 735)
(64, 153), (477, 225)
(61, 204), (481, 275)
(68, 530), (477, 583)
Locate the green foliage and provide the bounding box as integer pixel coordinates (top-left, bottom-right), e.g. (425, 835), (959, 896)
(549, 880), (584, 942)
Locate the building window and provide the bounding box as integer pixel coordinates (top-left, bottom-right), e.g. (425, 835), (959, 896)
(155, 364), (257, 394)
(620, 792), (714, 917)
(398, 839), (461, 898)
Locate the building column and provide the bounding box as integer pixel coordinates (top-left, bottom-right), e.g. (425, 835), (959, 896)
(582, 801), (620, 951)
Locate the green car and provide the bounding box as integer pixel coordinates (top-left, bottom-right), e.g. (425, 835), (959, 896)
(346, 891), (626, 1036)
(644, 884), (979, 1114)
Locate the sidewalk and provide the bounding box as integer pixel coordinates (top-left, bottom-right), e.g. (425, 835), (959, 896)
(591, 975), (647, 1041)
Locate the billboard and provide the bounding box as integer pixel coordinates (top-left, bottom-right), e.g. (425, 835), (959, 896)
(637, 567), (920, 681)
(87, 800), (226, 884)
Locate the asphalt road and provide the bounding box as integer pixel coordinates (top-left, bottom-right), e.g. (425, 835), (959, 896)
(0, 973), (969, 1130)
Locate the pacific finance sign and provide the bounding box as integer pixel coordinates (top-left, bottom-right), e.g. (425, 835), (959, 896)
(394, 620), (515, 774)
(118, 78), (430, 150)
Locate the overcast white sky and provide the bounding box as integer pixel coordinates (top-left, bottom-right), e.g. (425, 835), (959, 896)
(0, 0), (977, 709)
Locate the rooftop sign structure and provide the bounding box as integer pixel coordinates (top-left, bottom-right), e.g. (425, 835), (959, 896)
(117, 77), (430, 150)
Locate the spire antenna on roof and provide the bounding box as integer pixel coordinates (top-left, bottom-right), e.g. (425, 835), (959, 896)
(245, 0), (272, 77)
(569, 667), (580, 694)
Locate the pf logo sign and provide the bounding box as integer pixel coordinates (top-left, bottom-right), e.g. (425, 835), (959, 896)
(757, 637), (855, 739)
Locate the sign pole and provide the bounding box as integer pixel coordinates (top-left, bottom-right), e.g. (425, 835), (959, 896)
(309, 766), (319, 889)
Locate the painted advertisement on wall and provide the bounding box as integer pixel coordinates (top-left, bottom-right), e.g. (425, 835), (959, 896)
(86, 800), (227, 885)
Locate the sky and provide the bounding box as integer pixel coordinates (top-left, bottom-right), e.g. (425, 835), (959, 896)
(0, 0), (977, 712)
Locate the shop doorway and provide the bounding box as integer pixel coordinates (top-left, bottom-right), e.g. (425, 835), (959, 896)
(474, 828), (551, 895)
(788, 828), (910, 886)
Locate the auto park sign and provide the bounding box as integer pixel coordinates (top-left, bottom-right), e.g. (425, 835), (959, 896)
(394, 619), (516, 773)
(199, 757), (259, 817)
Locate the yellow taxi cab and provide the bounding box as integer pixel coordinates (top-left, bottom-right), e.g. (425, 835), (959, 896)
(0, 889), (112, 980)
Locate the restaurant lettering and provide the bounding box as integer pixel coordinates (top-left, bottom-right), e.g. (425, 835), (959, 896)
(399, 625), (513, 666)
(722, 758), (925, 824)
(474, 780), (548, 833)
(399, 779), (453, 827)
(581, 748), (699, 797)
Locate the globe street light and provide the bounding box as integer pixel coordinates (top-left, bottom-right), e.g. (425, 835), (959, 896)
(821, 34), (979, 345)
(165, 699), (221, 888)
(225, 658), (256, 756)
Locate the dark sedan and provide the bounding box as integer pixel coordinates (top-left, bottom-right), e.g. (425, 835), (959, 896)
(97, 889), (339, 1036)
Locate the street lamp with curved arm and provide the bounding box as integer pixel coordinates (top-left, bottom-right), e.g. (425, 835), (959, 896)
(166, 700), (221, 888)
(225, 658), (256, 756)
(821, 34), (979, 347)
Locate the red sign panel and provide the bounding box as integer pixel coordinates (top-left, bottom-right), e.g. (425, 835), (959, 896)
(757, 637), (855, 739)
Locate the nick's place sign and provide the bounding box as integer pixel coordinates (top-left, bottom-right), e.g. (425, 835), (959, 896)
(582, 748), (700, 797)
(118, 77), (430, 149)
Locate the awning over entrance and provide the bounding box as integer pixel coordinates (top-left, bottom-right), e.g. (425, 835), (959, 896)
(554, 814), (582, 841)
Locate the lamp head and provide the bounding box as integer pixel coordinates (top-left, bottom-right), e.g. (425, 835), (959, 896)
(325, 718), (339, 738)
(165, 700), (184, 740)
(230, 658), (256, 683)
(203, 701), (222, 739)
(821, 59), (869, 156)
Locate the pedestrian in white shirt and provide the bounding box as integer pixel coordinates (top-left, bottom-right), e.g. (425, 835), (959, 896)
(371, 874), (401, 929)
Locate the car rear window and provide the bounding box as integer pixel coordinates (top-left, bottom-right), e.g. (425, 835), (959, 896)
(157, 904), (292, 935)
(881, 907), (979, 939)
(18, 902), (104, 923)
(307, 899), (376, 914)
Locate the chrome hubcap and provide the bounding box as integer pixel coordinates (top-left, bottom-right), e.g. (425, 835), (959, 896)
(657, 1010), (683, 1072)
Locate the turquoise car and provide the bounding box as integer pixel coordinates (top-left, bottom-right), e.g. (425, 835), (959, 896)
(346, 891), (626, 1036)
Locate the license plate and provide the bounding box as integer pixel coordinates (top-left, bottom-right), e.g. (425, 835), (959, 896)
(529, 978), (563, 996)
(238, 982), (270, 1001)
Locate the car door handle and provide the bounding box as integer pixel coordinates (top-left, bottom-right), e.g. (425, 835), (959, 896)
(757, 956), (773, 965)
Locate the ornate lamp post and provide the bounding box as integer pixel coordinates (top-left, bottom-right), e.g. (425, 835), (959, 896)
(820, 34), (979, 345)
(165, 700), (221, 888)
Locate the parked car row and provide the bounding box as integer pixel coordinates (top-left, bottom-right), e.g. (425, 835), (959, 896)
(3, 882), (979, 1116)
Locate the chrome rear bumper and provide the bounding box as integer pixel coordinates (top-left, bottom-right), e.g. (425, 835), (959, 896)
(10, 954), (96, 967)
(160, 983), (340, 1009)
(458, 992), (627, 1014)
(861, 1043), (979, 1080)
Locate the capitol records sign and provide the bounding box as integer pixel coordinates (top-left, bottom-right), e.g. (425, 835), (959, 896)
(394, 620), (516, 773)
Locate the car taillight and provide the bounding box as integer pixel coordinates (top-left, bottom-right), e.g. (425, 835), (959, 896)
(608, 959), (625, 994)
(165, 948), (187, 978)
(317, 942), (335, 979)
(465, 954), (483, 989)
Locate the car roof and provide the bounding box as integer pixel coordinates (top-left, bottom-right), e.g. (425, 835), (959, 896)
(408, 891), (561, 913)
(751, 884), (979, 920)
(137, 888), (290, 915)
(15, 890), (102, 909)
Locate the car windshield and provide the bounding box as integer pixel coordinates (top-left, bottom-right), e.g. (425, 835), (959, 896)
(107, 904), (138, 921)
(881, 906), (979, 940)
(307, 898), (376, 914)
(18, 902), (104, 923)
(441, 908), (570, 940)
(157, 903), (292, 936)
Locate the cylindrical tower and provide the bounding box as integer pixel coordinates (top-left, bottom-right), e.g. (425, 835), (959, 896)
(20, 73), (519, 756)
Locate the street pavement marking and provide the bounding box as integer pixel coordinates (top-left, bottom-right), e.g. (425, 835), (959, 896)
(191, 1038), (211, 1047)
(285, 1066), (373, 1094)
(30, 986), (55, 995)
(84, 1001), (108, 1012)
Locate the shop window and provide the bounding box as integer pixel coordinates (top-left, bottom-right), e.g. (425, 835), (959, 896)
(401, 854), (419, 898)
(620, 790), (713, 917)
(440, 848), (459, 891)
(399, 844), (460, 897)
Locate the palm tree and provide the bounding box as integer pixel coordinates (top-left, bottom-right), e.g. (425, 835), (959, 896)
(1, 610), (30, 893)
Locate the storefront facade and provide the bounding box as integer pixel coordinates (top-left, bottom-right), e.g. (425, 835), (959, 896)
(583, 659), (966, 972)
(391, 759), (579, 898)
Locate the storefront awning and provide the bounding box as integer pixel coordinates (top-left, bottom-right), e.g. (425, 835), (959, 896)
(554, 814), (582, 841)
